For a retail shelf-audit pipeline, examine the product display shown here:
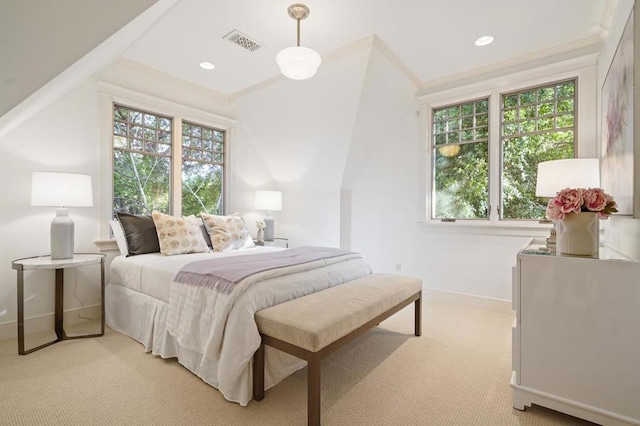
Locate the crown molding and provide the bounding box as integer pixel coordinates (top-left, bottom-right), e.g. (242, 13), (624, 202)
(418, 35), (602, 97)
(599, 0), (621, 40)
(97, 80), (237, 127)
(370, 35), (422, 89)
(113, 57), (230, 102)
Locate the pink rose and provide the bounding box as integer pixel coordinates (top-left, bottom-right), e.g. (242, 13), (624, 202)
(583, 188), (607, 212)
(545, 199), (565, 220)
(552, 188), (583, 214)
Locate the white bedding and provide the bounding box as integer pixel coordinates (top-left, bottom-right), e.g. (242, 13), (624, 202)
(106, 247), (372, 406)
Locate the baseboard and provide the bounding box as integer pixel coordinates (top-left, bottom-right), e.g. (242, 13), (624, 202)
(423, 287), (514, 315)
(0, 304), (101, 343)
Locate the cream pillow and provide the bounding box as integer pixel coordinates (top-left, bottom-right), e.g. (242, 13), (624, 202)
(201, 212), (255, 252)
(152, 211), (210, 255)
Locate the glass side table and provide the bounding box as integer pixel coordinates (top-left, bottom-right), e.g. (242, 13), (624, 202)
(11, 253), (106, 355)
(254, 237), (289, 248)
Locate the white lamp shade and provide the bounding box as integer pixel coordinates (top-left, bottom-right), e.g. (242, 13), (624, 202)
(535, 159), (600, 197)
(31, 172), (93, 207)
(276, 46), (321, 80)
(255, 190), (282, 211)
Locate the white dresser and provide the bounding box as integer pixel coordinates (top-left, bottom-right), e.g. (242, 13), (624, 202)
(511, 240), (640, 426)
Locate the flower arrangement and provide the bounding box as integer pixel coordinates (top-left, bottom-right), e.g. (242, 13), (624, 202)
(256, 220), (266, 230)
(546, 188), (618, 220)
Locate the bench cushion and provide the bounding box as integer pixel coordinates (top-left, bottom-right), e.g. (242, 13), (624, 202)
(255, 273), (421, 352)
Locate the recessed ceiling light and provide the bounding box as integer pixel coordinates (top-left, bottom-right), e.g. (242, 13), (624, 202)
(475, 36), (494, 47)
(199, 62), (215, 70)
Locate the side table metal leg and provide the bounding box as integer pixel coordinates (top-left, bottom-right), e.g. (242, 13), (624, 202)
(17, 270), (25, 355)
(55, 268), (64, 341)
(100, 258), (105, 335)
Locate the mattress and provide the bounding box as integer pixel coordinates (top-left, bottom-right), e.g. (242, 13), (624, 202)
(109, 246), (284, 302)
(106, 246), (373, 406)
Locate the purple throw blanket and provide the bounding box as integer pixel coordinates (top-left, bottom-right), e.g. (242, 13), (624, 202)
(173, 246), (357, 294)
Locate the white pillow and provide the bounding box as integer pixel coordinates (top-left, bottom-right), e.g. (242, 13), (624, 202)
(200, 212), (255, 252)
(183, 215), (212, 248)
(152, 211), (210, 256)
(109, 219), (128, 256)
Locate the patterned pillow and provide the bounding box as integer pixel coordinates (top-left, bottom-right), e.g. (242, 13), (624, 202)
(152, 211), (210, 256)
(201, 213), (255, 252)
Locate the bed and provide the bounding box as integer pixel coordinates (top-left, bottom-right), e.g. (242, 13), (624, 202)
(105, 246), (372, 406)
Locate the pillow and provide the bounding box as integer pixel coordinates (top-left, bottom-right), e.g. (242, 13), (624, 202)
(116, 212), (161, 256)
(152, 211), (210, 256)
(109, 219), (128, 256)
(201, 212), (255, 252)
(184, 215), (212, 248)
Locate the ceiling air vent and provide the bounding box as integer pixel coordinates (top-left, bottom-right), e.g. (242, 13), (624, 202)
(223, 30), (262, 52)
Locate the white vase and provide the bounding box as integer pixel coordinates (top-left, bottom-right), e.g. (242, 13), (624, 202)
(556, 212), (599, 257)
(257, 229), (264, 243)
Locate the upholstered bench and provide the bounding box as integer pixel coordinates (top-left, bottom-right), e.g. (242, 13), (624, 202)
(252, 273), (422, 426)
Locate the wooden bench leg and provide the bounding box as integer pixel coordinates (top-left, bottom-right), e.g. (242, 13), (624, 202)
(415, 292), (422, 337)
(253, 342), (265, 401)
(308, 354), (321, 426)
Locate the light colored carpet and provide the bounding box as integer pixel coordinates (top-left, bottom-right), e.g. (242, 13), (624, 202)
(0, 302), (595, 425)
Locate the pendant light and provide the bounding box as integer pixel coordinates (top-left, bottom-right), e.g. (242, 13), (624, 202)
(276, 3), (321, 80)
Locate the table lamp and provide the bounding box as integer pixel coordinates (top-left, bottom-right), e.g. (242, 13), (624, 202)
(31, 172), (93, 259)
(535, 158), (600, 198)
(255, 190), (282, 241)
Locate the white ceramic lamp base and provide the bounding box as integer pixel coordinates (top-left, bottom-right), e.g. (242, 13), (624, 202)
(264, 214), (274, 241)
(51, 208), (74, 260)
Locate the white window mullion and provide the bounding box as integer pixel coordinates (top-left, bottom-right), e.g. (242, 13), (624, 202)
(488, 89), (501, 222)
(172, 117), (183, 217)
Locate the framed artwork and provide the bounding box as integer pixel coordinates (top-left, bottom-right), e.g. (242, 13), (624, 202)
(601, 5), (639, 216)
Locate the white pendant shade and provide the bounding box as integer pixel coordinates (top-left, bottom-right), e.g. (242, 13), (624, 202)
(276, 46), (321, 80)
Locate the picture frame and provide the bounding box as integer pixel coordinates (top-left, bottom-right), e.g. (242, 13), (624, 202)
(601, 5), (640, 217)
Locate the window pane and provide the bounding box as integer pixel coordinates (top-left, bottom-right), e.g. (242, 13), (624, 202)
(113, 151), (170, 215)
(432, 97), (490, 220)
(112, 104), (172, 217)
(500, 79), (575, 220)
(434, 142), (489, 219)
(181, 121), (225, 215)
(182, 162), (223, 216)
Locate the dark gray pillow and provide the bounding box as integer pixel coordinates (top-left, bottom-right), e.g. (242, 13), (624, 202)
(116, 212), (160, 256)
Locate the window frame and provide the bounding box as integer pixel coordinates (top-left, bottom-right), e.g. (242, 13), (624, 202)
(419, 59), (597, 236)
(499, 78), (578, 221)
(98, 82), (236, 239)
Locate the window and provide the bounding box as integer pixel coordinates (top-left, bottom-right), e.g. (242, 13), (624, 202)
(181, 121), (224, 216)
(432, 98), (489, 219)
(112, 104), (225, 216)
(501, 80), (575, 219)
(430, 78), (576, 222)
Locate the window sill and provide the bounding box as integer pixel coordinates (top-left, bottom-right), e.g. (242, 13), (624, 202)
(417, 220), (553, 237)
(94, 239), (119, 252)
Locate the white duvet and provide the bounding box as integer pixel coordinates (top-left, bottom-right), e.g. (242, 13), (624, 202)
(109, 247), (372, 405)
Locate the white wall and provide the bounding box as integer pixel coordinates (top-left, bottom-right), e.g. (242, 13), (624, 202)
(344, 47), (534, 304)
(3, 0), (632, 338)
(0, 78), (103, 333)
(598, 0), (640, 261)
(231, 45), (371, 247)
(0, 61), (235, 339)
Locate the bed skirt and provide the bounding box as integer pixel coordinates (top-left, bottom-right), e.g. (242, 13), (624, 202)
(105, 283), (306, 406)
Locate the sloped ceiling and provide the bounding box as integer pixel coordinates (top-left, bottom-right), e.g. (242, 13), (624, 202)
(0, 0), (615, 135)
(121, 0), (612, 97)
(0, 0), (159, 118)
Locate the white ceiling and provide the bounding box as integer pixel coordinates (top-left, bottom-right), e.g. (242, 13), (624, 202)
(122, 0), (611, 96)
